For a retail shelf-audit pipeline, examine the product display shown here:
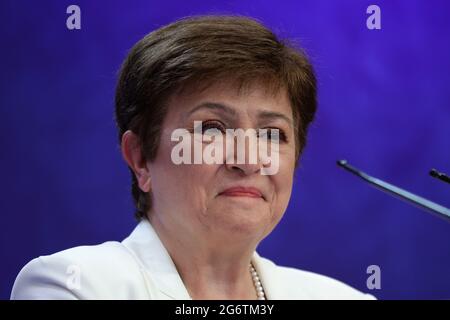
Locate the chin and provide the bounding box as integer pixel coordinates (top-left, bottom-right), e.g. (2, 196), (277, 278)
(209, 207), (272, 237)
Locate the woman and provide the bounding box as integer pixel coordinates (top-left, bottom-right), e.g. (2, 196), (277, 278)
(11, 15), (374, 300)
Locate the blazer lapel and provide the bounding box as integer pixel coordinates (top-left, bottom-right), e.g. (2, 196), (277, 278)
(122, 219), (192, 300)
(252, 251), (310, 300)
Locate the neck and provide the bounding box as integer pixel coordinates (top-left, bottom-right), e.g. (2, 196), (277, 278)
(148, 214), (261, 299)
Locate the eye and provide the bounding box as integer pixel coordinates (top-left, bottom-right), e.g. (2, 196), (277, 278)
(258, 128), (288, 143)
(199, 120), (226, 135)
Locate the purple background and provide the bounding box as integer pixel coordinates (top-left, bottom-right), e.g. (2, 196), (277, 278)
(1, 0), (449, 300)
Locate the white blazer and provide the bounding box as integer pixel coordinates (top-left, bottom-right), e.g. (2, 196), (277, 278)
(11, 219), (375, 300)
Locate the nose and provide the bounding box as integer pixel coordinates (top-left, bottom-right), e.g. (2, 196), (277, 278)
(224, 130), (264, 176)
(226, 161), (262, 176)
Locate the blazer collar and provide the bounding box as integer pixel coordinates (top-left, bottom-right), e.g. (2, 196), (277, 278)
(122, 219), (293, 300)
(122, 219), (191, 299)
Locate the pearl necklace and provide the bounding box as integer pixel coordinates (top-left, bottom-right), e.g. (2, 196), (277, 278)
(250, 263), (266, 300)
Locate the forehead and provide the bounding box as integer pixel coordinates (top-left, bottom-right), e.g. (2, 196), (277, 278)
(166, 79), (293, 118)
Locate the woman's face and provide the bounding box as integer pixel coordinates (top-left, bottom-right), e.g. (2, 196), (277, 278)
(147, 80), (297, 243)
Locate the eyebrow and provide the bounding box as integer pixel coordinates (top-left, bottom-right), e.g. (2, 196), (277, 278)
(187, 102), (293, 128)
(258, 110), (293, 129)
(187, 102), (237, 117)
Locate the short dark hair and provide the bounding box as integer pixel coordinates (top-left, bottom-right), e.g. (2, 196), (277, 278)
(115, 15), (317, 220)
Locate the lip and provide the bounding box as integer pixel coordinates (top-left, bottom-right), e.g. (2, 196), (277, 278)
(219, 186), (264, 199)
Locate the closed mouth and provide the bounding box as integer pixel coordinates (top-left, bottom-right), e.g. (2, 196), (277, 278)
(219, 186), (264, 200)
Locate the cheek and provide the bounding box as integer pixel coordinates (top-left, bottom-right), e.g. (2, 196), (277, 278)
(151, 142), (220, 206)
(274, 174), (293, 204)
(272, 156), (295, 210)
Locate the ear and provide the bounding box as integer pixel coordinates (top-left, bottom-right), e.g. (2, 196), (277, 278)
(120, 130), (151, 192)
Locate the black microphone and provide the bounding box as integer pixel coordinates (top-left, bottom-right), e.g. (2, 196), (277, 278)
(337, 160), (450, 222)
(430, 169), (450, 185)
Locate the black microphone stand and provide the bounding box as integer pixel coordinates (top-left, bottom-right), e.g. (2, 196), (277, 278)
(337, 160), (450, 223)
(430, 169), (450, 185)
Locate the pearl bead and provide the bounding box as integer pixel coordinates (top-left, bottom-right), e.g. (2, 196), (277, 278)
(250, 263), (266, 300)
